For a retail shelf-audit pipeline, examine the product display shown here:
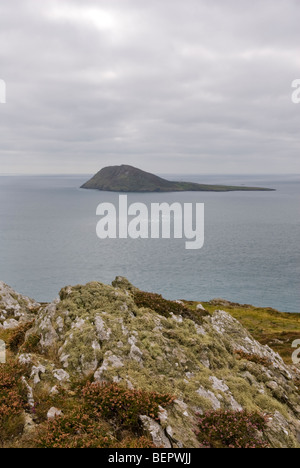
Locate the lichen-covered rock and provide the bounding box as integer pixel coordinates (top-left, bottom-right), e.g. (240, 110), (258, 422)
(139, 415), (172, 448)
(2, 278), (299, 448)
(0, 282), (40, 329)
(209, 310), (288, 373)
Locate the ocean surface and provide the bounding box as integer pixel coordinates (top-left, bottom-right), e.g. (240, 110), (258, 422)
(0, 174), (299, 312)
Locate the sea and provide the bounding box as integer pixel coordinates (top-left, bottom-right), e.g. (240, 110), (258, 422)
(0, 174), (299, 312)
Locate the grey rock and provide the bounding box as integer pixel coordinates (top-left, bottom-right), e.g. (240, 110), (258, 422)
(140, 415), (172, 448)
(196, 386), (221, 410)
(47, 407), (62, 420)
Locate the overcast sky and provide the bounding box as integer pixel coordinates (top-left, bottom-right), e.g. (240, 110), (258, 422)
(0, 0), (299, 175)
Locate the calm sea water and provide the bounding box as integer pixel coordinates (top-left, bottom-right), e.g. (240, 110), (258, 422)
(0, 174), (299, 312)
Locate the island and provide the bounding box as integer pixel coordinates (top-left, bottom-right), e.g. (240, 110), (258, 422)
(81, 165), (275, 192)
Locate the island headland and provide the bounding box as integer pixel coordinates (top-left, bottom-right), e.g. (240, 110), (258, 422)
(81, 165), (275, 192)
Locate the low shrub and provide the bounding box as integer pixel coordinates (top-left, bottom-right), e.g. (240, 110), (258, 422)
(196, 410), (269, 449)
(31, 383), (174, 448)
(0, 362), (28, 445)
(34, 407), (115, 448)
(34, 407), (157, 449)
(134, 291), (205, 324)
(32, 386), (68, 423)
(82, 382), (175, 430)
(234, 350), (271, 367)
(8, 321), (34, 353)
(22, 333), (41, 353)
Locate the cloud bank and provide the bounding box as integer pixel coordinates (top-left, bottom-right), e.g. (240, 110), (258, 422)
(0, 0), (299, 174)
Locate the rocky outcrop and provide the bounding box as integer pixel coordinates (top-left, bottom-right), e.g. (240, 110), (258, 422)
(0, 282), (40, 330)
(1, 278), (300, 448)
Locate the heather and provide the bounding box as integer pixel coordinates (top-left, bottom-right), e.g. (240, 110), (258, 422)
(196, 410), (269, 449)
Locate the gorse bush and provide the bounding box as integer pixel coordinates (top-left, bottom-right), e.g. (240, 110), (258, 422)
(0, 362), (28, 445)
(82, 382), (175, 429)
(196, 410), (269, 449)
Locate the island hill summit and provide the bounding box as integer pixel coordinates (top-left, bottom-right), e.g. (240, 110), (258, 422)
(81, 165), (274, 193)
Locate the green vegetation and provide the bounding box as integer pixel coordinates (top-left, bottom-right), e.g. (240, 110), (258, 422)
(82, 382), (174, 430)
(0, 362), (29, 446)
(81, 165), (274, 192)
(134, 290), (208, 324)
(234, 350), (272, 367)
(22, 333), (41, 354)
(7, 321), (35, 353)
(34, 408), (157, 449)
(196, 410), (269, 448)
(21, 379), (172, 448)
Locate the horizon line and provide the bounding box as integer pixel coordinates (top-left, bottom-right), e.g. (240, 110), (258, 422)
(1, 172), (300, 177)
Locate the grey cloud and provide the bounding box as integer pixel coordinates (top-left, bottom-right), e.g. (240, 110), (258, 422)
(0, 0), (299, 174)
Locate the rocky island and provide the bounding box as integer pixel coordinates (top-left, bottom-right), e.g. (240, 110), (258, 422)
(0, 278), (299, 449)
(81, 165), (275, 192)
